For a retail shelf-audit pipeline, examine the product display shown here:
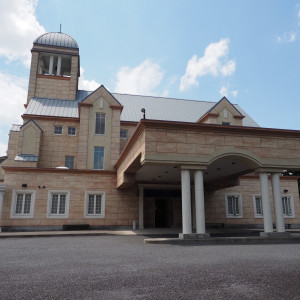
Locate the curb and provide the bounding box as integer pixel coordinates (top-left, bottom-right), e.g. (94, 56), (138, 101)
(144, 236), (300, 245)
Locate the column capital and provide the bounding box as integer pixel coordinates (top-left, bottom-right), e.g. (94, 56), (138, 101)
(255, 167), (283, 174)
(180, 165), (207, 171)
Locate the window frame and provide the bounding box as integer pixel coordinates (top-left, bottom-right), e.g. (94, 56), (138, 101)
(282, 195), (295, 218)
(54, 125), (63, 135)
(47, 190), (70, 218)
(67, 127), (76, 136)
(93, 146), (104, 170)
(95, 113), (106, 135)
(120, 129), (128, 139)
(65, 155), (75, 169)
(84, 191), (105, 218)
(225, 193), (243, 218)
(253, 194), (263, 218)
(10, 190), (35, 218)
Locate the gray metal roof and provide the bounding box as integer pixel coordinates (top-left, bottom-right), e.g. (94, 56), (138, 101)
(15, 154), (38, 162)
(11, 124), (21, 132)
(24, 90), (259, 127)
(113, 93), (259, 127)
(33, 32), (78, 49)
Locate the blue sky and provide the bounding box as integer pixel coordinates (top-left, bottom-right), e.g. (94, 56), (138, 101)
(0, 0), (300, 156)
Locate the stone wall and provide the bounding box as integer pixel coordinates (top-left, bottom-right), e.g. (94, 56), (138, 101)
(1, 169), (138, 228)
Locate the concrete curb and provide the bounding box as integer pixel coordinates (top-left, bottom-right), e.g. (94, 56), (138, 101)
(0, 230), (138, 239)
(144, 236), (300, 245)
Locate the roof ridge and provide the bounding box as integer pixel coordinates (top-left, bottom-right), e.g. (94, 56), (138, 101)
(111, 92), (218, 104)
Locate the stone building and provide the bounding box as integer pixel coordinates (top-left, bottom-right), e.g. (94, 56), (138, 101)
(0, 32), (300, 237)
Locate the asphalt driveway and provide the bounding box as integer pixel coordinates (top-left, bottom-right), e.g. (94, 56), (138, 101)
(0, 235), (299, 299)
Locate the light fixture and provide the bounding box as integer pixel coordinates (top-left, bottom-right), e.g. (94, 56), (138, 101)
(141, 108), (146, 119)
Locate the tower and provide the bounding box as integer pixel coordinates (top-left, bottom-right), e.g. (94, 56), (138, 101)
(27, 32), (80, 103)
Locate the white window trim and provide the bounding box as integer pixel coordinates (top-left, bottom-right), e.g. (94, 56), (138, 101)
(84, 191), (105, 218)
(54, 125), (63, 135)
(253, 194), (263, 218)
(282, 194), (295, 218)
(67, 127), (76, 136)
(11, 190), (35, 218)
(225, 193), (243, 218)
(47, 190), (70, 218)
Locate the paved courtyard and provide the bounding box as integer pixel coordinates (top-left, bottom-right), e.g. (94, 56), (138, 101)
(0, 235), (300, 299)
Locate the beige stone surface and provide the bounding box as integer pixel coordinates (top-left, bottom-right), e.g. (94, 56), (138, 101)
(1, 170), (138, 227)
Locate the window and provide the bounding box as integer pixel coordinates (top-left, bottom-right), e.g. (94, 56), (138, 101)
(65, 156), (74, 169)
(120, 129), (128, 139)
(253, 195), (263, 217)
(38, 53), (71, 76)
(225, 194), (243, 218)
(95, 113), (105, 135)
(11, 190), (35, 218)
(84, 191), (105, 218)
(67, 127), (76, 136)
(48, 191), (70, 218)
(282, 195), (295, 217)
(54, 126), (63, 135)
(94, 147), (104, 170)
(99, 99), (104, 109)
(222, 122), (230, 126)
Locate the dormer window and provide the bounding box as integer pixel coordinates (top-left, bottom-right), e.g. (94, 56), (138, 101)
(38, 53), (71, 76)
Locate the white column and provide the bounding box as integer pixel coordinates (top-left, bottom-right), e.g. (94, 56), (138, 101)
(0, 188), (6, 233)
(139, 186), (144, 229)
(194, 170), (206, 234)
(56, 56), (62, 76)
(181, 169), (192, 234)
(49, 55), (54, 75)
(271, 173), (285, 233)
(259, 173), (273, 233)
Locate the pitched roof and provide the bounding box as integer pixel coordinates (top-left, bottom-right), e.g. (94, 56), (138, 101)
(24, 90), (259, 127)
(15, 154), (38, 162)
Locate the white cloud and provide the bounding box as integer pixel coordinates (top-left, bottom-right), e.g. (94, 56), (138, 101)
(0, 142), (8, 156)
(78, 67), (100, 91)
(219, 86), (238, 98)
(0, 0), (45, 67)
(276, 31), (296, 43)
(115, 59), (164, 95)
(0, 73), (26, 126)
(180, 38), (236, 91)
(219, 86), (228, 97)
(231, 90), (238, 97)
(0, 73), (26, 156)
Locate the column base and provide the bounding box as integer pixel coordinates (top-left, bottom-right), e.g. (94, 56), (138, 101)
(260, 232), (291, 238)
(179, 233), (210, 239)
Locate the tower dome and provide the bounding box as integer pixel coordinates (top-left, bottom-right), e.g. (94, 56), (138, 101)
(33, 32), (78, 49)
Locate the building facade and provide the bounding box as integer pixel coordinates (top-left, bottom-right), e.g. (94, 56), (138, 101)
(0, 32), (300, 237)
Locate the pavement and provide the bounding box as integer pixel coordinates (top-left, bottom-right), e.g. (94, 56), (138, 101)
(1, 235), (300, 299)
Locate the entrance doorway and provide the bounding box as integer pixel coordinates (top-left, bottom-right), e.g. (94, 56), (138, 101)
(155, 199), (174, 228)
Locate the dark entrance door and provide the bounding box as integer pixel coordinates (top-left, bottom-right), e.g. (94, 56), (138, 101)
(155, 199), (174, 228)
